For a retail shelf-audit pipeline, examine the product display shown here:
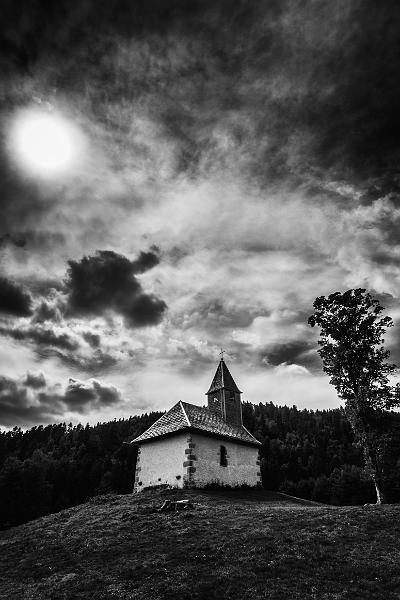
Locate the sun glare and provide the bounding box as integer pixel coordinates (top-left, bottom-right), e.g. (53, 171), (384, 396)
(10, 108), (84, 178)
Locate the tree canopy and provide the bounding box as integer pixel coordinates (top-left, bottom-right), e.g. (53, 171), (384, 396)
(308, 288), (399, 410)
(308, 288), (400, 503)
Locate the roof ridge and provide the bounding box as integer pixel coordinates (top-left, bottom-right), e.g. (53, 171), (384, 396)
(130, 401), (184, 443)
(179, 401), (191, 426)
(181, 401), (206, 409)
(140, 405), (173, 430)
(241, 424), (261, 444)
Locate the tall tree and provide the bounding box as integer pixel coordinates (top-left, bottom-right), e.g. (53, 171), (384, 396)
(308, 288), (400, 504)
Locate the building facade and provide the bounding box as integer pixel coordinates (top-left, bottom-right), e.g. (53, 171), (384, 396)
(131, 359), (261, 492)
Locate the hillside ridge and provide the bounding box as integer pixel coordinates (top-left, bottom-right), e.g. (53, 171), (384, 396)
(1, 488), (400, 599)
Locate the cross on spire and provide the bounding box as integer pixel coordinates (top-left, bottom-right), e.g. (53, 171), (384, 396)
(219, 348), (225, 360)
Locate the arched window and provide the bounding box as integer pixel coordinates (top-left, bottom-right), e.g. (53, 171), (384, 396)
(220, 445), (227, 467)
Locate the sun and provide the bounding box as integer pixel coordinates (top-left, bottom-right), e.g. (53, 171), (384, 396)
(9, 108), (84, 178)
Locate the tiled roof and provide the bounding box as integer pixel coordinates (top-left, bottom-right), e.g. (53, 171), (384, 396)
(131, 401), (260, 446)
(182, 402), (259, 445)
(206, 359), (242, 394)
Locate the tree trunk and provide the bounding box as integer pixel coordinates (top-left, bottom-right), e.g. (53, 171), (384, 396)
(347, 398), (387, 504)
(373, 476), (386, 505)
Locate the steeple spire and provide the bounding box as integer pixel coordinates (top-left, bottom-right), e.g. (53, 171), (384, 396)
(206, 358), (243, 426)
(206, 358), (242, 395)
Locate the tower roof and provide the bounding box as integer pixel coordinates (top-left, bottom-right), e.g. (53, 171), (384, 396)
(206, 359), (242, 394)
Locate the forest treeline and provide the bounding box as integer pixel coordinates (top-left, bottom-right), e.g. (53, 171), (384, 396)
(1, 402), (400, 527)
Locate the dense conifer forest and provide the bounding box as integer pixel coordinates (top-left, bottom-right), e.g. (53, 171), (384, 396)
(2, 402), (400, 528)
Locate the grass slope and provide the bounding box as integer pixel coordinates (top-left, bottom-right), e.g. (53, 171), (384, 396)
(1, 489), (400, 600)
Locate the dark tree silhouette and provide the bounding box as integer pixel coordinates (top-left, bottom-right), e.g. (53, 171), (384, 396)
(308, 288), (400, 503)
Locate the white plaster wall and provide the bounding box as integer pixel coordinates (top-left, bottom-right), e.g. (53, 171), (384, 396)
(136, 433), (187, 492)
(191, 433), (259, 487)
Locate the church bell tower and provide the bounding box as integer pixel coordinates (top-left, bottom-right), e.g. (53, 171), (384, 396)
(206, 357), (243, 427)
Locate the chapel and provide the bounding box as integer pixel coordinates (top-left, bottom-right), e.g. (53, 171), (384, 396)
(131, 357), (261, 492)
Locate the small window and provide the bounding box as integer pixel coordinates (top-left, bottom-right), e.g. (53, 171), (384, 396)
(220, 445), (227, 467)
(229, 391), (235, 401)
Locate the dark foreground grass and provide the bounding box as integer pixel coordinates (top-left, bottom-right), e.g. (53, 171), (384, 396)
(1, 488), (400, 600)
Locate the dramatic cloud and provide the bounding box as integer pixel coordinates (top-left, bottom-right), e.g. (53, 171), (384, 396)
(0, 316), (125, 374)
(32, 297), (64, 324)
(0, 277), (32, 316)
(0, 373), (123, 427)
(82, 331), (100, 348)
(23, 371), (46, 389)
(1, 1), (400, 425)
(0, 247), (168, 380)
(64, 378), (121, 411)
(0, 375), (55, 427)
(1, 0), (399, 200)
(131, 249), (161, 274)
(335, 197), (400, 295)
(66, 250), (167, 327)
(0, 323), (78, 351)
(261, 341), (318, 371)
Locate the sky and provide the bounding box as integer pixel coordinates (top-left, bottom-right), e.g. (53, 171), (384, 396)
(1, 0), (400, 428)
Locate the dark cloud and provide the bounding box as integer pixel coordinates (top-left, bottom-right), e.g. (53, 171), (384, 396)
(66, 250), (138, 314)
(0, 323), (78, 350)
(0, 375), (61, 427)
(23, 371), (46, 388)
(131, 248), (161, 274)
(0, 233), (26, 248)
(176, 297), (266, 331)
(2, 0), (399, 189)
(66, 250), (166, 327)
(0, 276), (32, 316)
(1, 0), (400, 260)
(0, 0), (196, 70)
(64, 378), (121, 410)
(0, 317), (120, 373)
(58, 349), (118, 374)
(31, 345), (118, 375)
(0, 286), (123, 371)
(0, 373), (123, 427)
(124, 293), (167, 327)
(261, 340), (318, 370)
(82, 331), (101, 348)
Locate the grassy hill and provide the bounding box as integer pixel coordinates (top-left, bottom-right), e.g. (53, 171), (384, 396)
(1, 488), (400, 600)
